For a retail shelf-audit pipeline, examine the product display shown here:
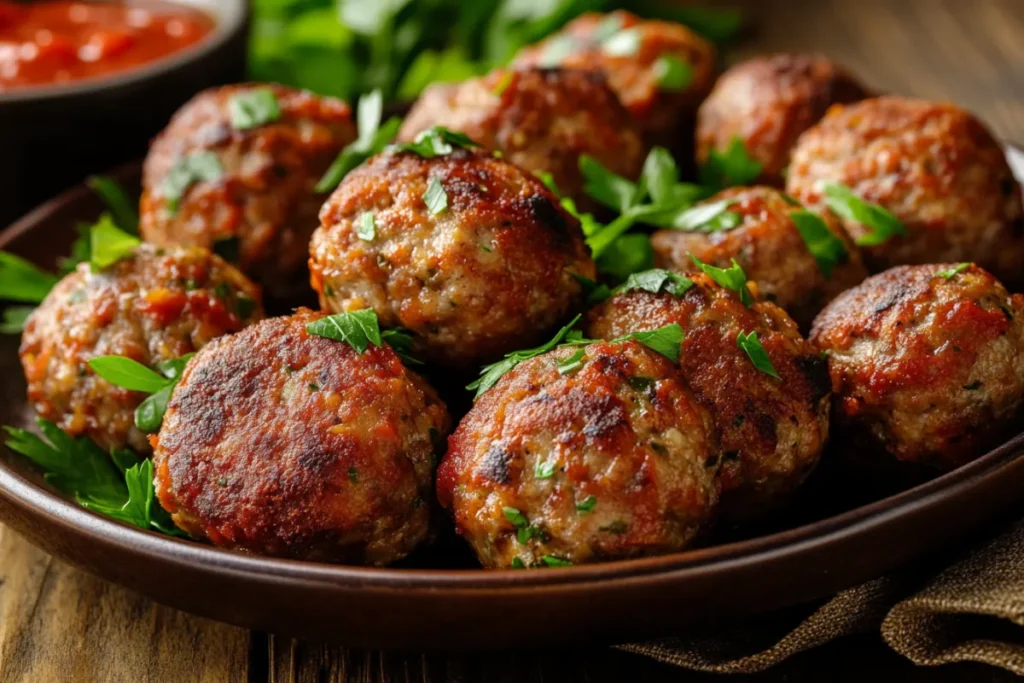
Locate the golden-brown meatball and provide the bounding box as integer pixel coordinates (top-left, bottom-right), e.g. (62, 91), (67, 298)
(787, 97), (1024, 287)
(811, 264), (1024, 472)
(437, 340), (719, 569)
(696, 54), (869, 186)
(586, 273), (831, 522)
(20, 245), (263, 455)
(398, 68), (645, 211)
(651, 186), (868, 329)
(513, 10), (716, 152)
(309, 147), (596, 369)
(140, 83), (356, 291)
(153, 309), (451, 565)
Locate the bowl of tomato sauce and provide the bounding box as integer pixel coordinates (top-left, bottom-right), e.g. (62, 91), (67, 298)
(0, 0), (249, 225)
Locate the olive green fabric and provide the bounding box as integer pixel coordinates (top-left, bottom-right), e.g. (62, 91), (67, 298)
(620, 517), (1024, 674)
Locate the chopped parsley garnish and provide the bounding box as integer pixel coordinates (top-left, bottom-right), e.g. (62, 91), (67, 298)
(615, 269), (693, 297)
(690, 255), (754, 307)
(316, 90), (402, 193)
(86, 176), (139, 235)
(937, 263), (971, 280)
(356, 212), (376, 241)
(87, 354), (195, 432)
(613, 324), (684, 363)
(672, 199), (740, 232)
(162, 151), (224, 214)
(89, 215), (141, 270)
(392, 125), (479, 158)
(535, 460), (557, 479)
(542, 555), (573, 568)
(822, 182), (907, 246)
(789, 210), (849, 278)
(654, 54), (694, 91)
(502, 506), (542, 544)
(307, 310), (421, 365)
(576, 495), (597, 512)
(228, 87), (281, 130)
(557, 347), (586, 375)
(424, 176), (448, 215)
(737, 331), (780, 380)
(700, 137), (763, 190)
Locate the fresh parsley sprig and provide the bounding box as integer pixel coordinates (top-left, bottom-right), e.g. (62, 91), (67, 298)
(228, 87), (281, 130)
(162, 151), (224, 214)
(87, 354), (195, 433)
(614, 269), (694, 297)
(0, 251), (60, 304)
(306, 309), (422, 365)
(737, 331), (780, 380)
(316, 90), (402, 193)
(788, 210), (849, 278)
(391, 125), (479, 158)
(690, 255), (755, 307)
(86, 176), (139, 236)
(822, 182), (907, 247)
(699, 137), (763, 190)
(89, 215), (141, 270)
(936, 263), (971, 280)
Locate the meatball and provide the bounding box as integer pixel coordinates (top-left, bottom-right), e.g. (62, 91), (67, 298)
(811, 264), (1024, 472)
(140, 83), (357, 291)
(437, 340), (719, 568)
(398, 68), (645, 211)
(513, 10), (717, 151)
(651, 186), (868, 329)
(787, 96), (1024, 287)
(586, 274), (831, 522)
(696, 54), (869, 186)
(309, 147), (596, 369)
(20, 245), (263, 455)
(152, 309), (451, 564)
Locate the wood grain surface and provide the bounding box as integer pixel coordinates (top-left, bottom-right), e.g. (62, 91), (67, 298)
(2, 0), (1023, 681)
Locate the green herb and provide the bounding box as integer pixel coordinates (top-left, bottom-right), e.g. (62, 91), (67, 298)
(576, 495), (597, 512)
(595, 233), (654, 281)
(392, 126), (479, 158)
(937, 263), (971, 280)
(89, 215), (141, 270)
(542, 555), (573, 567)
(789, 210), (848, 278)
(87, 176), (139, 235)
(557, 347), (586, 375)
(571, 273), (612, 306)
(0, 306), (33, 334)
(700, 137), (763, 190)
(534, 170), (562, 196)
(613, 324), (684, 363)
(88, 354), (194, 432)
(579, 155), (640, 213)
(348, 467), (359, 483)
(356, 212), (376, 241)
(162, 151), (224, 214)
(503, 506), (527, 527)
(628, 376), (655, 392)
(502, 505), (542, 544)
(822, 182), (907, 247)
(306, 309), (383, 353)
(632, 2), (745, 42)
(654, 54), (694, 90)
(615, 269), (693, 297)
(535, 460), (557, 479)
(228, 87), (282, 130)
(424, 176), (448, 215)
(0, 251), (60, 303)
(491, 70), (514, 96)
(690, 255), (754, 307)
(672, 199), (739, 232)
(380, 328), (423, 366)
(511, 557), (526, 569)
(316, 90), (402, 193)
(539, 34), (577, 66)
(737, 331), (780, 380)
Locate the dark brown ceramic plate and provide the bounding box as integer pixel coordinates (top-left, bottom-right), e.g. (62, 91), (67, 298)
(2, 148), (1024, 650)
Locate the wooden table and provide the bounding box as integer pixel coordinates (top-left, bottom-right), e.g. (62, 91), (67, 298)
(3, 0), (1024, 680)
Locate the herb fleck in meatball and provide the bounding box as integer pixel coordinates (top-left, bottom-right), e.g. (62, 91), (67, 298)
(153, 309), (451, 565)
(309, 147), (596, 369)
(398, 68), (645, 211)
(586, 274), (831, 522)
(20, 245), (263, 455)
(437, 341), (719, 569)
(811, 264), (1024, 472)
(696, 54), (869, 186)
(787, 97), (1024, 287)
(651, 186), (868, 329)
(140, 84), (357, 291)
(513, 10), (716, 151)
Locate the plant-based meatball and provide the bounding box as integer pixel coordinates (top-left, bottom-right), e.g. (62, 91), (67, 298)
(309, 146), (596, 369)
(811, 264), (1024, 472)
(153, 309), (451, 564)
(140, 83), (357, 291)
(696, 54), (869, 186)
(513, 11), (716, 151)
(437, 340), (719, 569)
(20, 245), (263, 455)
(651, 187), (868, 329)
(398, 68), (645, 211)
(787, 97), (1024, 287)
(586, 274), (831, 522)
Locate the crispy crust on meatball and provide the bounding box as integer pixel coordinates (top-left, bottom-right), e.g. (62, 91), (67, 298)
(811, 264), (1024, 471)
(786, 97), (1024, 287)
(309, 147), (596, 369)
(513, 10), (717, 149)
(437, 341), (719, 568)
(651, 186), (869, 329)
(140, 83), (356, 289)
(586, 274), (831, 522)
(20, 245), (263, 454)
(152, 309), (451, 565)
(398, 68), (645, 211)
(696, 54), (869, 186)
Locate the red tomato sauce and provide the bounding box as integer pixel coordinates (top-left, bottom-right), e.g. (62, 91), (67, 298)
(0, 1), (213, 91)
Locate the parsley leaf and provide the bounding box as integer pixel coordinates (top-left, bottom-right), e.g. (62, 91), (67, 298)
(88, 354), (194, 432)
(542, 555), (573, 567)
(672, 199), (740, 232)
(228, 87), (282, 130)
(424, 176), (448, 214)
(87, 176), (139, 235)
(535, 460), (557, 479)
(0, 250), (60, 303)
(654, 54), (694, 91)
(571, 273), (611, 306)
(789, 210), (849, 278)
(690, 255), (754, 307)
(392, 125), (479, 158)
(595, 233), (654, 281)
(357, 212), (376, 241)
(0, 306), (33, 334)
(556, 347), (586, 375)
(162, 151), (224, 214)
(700, 137), (762, 190)
(580, 155), (638, 213)
(576, 495), (597, 512)
(381, 328), (423, 365)
(89, 214), (141, 270)
(822, 182), (907, 247)
(737, 331), (780, 379)
(306, 309), (383, 353)
(491, 70), (515, 96)
(316, 90), (401, 193)
(612, 324), (685, 363)
(937, 263), (971, 280)
(615, 269), (693, 297)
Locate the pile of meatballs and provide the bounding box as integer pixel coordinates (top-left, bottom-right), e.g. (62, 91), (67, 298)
(17, 11), (1024, 569)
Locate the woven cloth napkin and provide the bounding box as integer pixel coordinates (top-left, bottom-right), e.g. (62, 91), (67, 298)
(619, 515), (1024, 674)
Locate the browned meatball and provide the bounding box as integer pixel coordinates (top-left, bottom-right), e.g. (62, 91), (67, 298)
(787, 97), (1024, 287)
(309, 147), (596, 369)
(513, 10), (716, 151)
(398, 68), (645, 211)
(651, 186), (868, 329)
(586, 274), (831, 522)
(437, 340), (719, 568)
(20, 245), (263, 455)
(140, 83), (356, 291)
(811, 264), (1024, 472)
(696, 54), (869, 186)
(153, 309), (451, 564)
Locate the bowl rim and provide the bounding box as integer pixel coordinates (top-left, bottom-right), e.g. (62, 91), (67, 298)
(0, 0), (250, 106)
